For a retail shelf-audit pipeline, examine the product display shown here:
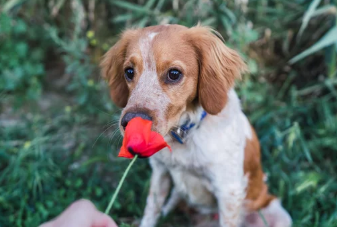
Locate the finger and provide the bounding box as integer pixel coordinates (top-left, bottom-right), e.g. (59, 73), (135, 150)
(42, 199), (98, 227)
(92, 212), (118, 227)
(68, 199), (97, 213)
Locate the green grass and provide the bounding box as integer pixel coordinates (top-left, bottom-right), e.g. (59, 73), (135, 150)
(0, 0), (337, 227)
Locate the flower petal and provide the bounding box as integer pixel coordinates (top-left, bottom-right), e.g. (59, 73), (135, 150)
(119, 117), (171, 159)
(118, 146), (134, 159)
(131, 131), (171, 157)
(148, 131), (171, 152)
(124, 117), (152, 144)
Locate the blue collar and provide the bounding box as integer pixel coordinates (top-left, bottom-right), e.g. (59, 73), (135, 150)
(170, 111), (207, 144)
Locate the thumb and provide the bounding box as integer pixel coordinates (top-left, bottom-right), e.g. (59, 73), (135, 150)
(92, 212), (118, 227)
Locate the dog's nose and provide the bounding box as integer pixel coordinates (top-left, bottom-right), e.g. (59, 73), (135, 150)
(121, 112), (152, 129)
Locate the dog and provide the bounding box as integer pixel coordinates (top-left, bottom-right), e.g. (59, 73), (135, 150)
(101, 24), (292, 227)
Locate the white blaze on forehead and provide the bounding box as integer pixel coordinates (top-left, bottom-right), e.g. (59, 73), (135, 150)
(127, 32), (170, 129)
(139, 32), (157, 73)
(148, 32), (158, 41)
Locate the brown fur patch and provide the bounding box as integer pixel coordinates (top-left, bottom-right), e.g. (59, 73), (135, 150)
(100, 29), (139, 107)
(185, 26), (247, 115)
(244, 125), (276, 211)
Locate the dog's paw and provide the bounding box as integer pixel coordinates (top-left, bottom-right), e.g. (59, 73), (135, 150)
(244, 199), (292, 227)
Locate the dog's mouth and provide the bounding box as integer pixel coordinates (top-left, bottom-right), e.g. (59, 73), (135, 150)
(119, 116), (166, 136)
(119, 108), (190, 142)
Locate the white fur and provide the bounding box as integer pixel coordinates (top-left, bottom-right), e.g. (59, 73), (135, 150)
(139, 89), (292, 227)
(124, 32), (170, 133)
(140, 90), (250, 227)
(241, 113), (253, 140)
(124, 33), (291, 227)
(148, 32), (158, 40)
(115, 26), (291, 227)
(139, 159), (171, 227)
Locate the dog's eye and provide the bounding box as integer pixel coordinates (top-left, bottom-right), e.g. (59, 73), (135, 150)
(124, 68), (134, 81)
(167, 69), (182, 83)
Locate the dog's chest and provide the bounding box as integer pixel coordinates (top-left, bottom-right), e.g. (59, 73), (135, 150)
(152, 134), (215, 195)
(156, 145), (217, 209)
(151, 112), (250, 207)
(156, 114), (246, 169)
(170, 165), (217, 210)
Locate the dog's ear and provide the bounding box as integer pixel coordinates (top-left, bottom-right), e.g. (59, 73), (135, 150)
(187, 26), (247, 115)
(100, 30), (137, 108)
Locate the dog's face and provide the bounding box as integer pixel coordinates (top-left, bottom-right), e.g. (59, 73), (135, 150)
(101, 25), (246, 136)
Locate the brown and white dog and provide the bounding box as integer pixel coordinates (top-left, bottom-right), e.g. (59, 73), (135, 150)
(101, 24), (292, 227)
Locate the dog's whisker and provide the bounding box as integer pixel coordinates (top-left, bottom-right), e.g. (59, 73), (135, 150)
(92, 123), (119, 148)
(103, 119), (119, 128)
(115, 134), (123, 147)
(109, 128), (121, 142)
(105, 127), (121, 147)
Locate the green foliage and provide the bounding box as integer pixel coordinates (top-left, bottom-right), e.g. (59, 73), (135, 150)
(0, 108), (150, 227)
(0, 12), (45, 100)
(0, 0), (337, 227)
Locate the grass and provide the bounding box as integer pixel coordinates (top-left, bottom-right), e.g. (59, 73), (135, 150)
(0, 0), (337, 227)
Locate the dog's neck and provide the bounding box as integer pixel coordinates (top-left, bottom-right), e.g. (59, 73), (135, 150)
(169, 88), (242, 144)
(169, 106), (206, 144)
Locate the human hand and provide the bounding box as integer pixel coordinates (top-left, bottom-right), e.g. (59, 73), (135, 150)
(39, 199), (118, 227)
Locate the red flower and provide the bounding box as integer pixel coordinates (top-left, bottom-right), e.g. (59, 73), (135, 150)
(118, 117), (171, 159)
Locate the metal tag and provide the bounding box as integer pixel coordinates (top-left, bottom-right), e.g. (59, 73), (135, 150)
(170, 126), (187, 144)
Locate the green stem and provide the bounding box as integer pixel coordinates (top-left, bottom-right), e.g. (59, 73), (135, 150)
(258, 210), (269, 227)
(105, 155), (138, 214)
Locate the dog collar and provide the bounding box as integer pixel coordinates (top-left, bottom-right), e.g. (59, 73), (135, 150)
(170, 111), (207, 144)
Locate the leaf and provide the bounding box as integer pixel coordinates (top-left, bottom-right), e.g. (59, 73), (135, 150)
(312, 5), (336, 18)
(155, 0), (166, 11)
(111, 1), (151, 14)
(295, 172), (321, 193)
(145, 0), (157, 9)
(221, 16), (233, 35)
(0, 13), (12, 34)
(112, 14), (133, 23)
(138, 17), (149, 28)
(247, 59), (258, 74)
(51, 0), (66, 17)
(202, 17), (216, 26)
(221, 5), (236, 24)
(120, 223), (132, 227)
(289, 26), (337, 64)
(297, 0), (321, 42)
(3, 0), (25, 13)
(299, 133), (313, 163)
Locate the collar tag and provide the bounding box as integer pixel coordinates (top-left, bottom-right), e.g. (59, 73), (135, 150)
(170, 127), (186, 144)
(170, 111), (207, 144)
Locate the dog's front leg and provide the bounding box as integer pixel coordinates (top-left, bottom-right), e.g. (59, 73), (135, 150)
(140, 158), (170, 227)
(211, 163), (246, 227)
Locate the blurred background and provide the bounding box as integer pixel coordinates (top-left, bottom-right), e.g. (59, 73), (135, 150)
(0, 0), (336, 226)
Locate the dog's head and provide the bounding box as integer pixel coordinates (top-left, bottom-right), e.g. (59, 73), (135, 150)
(101, 24), (246, 136)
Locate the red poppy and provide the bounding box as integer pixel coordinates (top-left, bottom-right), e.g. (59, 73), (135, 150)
(118, 117), (171, 158)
